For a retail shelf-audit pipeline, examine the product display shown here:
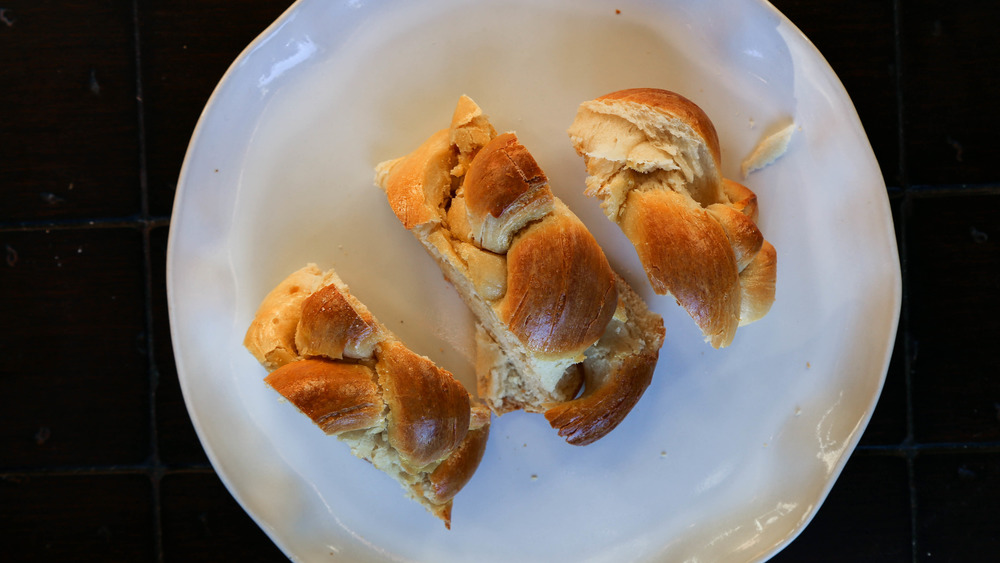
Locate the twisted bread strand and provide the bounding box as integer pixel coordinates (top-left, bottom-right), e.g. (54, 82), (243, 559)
(569, 88), (777, 348)
(244, 264), (489, 527)
(376, 96), (664, 445)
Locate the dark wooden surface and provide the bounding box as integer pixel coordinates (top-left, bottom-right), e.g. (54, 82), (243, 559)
(1, 1), (998, 561)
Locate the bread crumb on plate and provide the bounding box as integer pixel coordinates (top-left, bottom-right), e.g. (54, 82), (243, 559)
(741, 120), (797, 178)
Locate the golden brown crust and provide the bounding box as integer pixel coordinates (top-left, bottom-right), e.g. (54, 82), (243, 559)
(245, 265), (488, 526)
(707, 203), (765, 272)
(375, 96), (664, 445)
(543, 275), (664, 445)
(264, 358), (384, 435)
(722, 178), (759, 222)
(461, 133), (556, 254)
(464, 133), (549, 218)
(738, 240), (777, 326)
(296, 283), (380, 360)
(621, 189), (740, 348)
(243, 264), (327, 370)
(425, 420), (490, 504)
(498, 205), (618, 359)
(450, 95), (498, 177)
(376, 129), (453, 231)
(375, 340), (471, 468)
(410, 403), (490, 529)
(570, 88), (776, 347)
(544, 348), (658, 446)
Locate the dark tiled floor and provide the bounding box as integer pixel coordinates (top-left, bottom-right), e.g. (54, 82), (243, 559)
(2, 0), (999, 561)
(0, 473), (155, 561)
(908, 193), (1000, 444)
(138, 0), (291, 217)
(0, 228), (149, 468)
(0, 1), (141, 222)
(900, 0), (1000, 185)
(914, 452), (1000, 561)
(160, 473), (286, 561)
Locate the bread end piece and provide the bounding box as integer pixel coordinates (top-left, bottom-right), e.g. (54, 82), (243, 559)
(244, 264), (333, 370)
(246, 266), (489, 527)
(569, 88), (777, 347)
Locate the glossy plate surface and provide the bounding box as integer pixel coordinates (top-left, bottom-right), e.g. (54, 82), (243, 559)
(167, 0), (901, 561)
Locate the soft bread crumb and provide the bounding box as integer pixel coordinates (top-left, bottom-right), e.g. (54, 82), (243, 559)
(741, 121), (796, 178)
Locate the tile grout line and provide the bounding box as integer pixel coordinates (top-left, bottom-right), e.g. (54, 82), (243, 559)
(901, 199), (920, 563)
(0, 215), (170, 233)
(852, 441), (1000, 455)
(130, 1), (166, 561)
(892, 1), (920, 561)
(0, 464), (215, 477)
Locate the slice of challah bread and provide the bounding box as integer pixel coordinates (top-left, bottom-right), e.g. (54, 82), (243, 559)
(568, 88), (777, 348)
(244, 264), (490, 528)
(375, 96), (664, 446)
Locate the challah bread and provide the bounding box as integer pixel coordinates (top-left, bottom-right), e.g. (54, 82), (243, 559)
(244, 264), (490, 527)
(568, 88), (777, 348)
(375, 96), (664, 445)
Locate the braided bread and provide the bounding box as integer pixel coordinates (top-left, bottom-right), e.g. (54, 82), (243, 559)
(568, 88), (777, 348)
(375, 96), (664, 446)
(244, 264), (490, 527)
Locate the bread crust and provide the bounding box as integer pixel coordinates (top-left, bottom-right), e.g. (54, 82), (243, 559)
(245, 264), (489, 527)
(464, 132), (549, 220)
(424, 405), (491, 504)
(738, 240), (777, 326)
(376, 96), (665, 444)
(296, 283), (381, 360)
(265, 359), (384, 435)
(544, 274), (664, 445)
(244, 264), (331, 370)
(498, 203), (617, 358)
(569, 87), (776, 347)
(377, 129), (453, 231)
(621, 189), (740, 348)
(462, 133), (556, 253)
(376, 340), (471, 468)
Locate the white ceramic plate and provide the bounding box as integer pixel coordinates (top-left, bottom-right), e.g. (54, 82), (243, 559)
(167, 0), (901, 561)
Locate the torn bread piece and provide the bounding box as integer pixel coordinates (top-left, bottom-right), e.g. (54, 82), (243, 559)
(245, 264), (490, 528)
(375, 96), (664, 446)
(742, 121), (796, 178)
(568, 88), (777, 348)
